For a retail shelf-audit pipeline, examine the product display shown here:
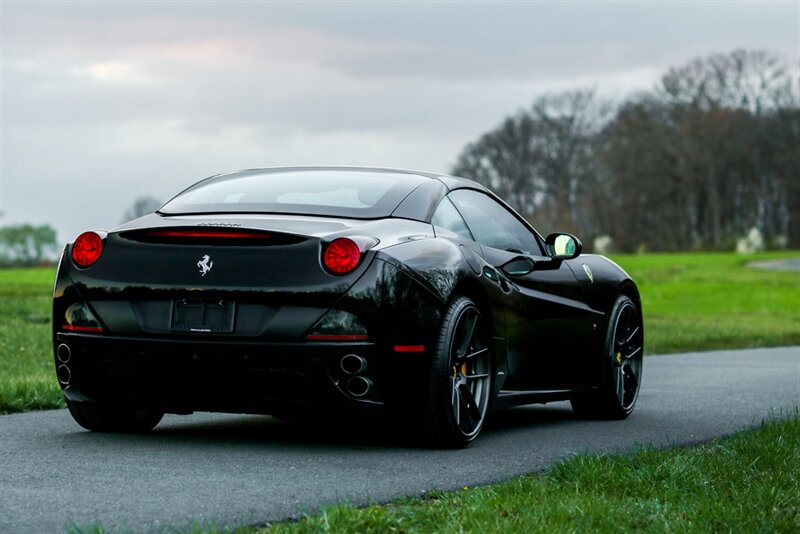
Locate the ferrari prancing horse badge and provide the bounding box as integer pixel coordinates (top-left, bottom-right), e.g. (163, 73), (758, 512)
(197, 255), (213, 276)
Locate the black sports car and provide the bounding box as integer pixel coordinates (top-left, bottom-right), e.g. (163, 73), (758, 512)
(53, 167), (643, 447)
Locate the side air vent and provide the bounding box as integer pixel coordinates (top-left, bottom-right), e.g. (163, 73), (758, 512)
(119, 227), (306, 246)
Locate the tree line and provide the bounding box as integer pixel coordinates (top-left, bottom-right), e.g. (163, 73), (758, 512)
(452, 50), (799, 252)
(0, 223), (59, 267)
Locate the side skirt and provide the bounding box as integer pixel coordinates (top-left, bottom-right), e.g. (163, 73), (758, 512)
(489, 387), (597, 411)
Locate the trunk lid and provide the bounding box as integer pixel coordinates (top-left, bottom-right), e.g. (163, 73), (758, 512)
(60, 214), (376, 339)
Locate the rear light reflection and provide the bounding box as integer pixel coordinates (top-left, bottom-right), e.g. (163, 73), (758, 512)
(62, 325), (103, 333)
(63, 302), (103, 333)
(306, 309), (369, 341)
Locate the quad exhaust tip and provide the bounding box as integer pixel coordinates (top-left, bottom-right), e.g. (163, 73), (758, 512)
(57, 343), (71, 364)
(57, 364), (71, 386)
(346, 376), (373, 397)
(340, 354), (367, 375)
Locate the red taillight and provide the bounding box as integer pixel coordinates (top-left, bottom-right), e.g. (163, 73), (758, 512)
(72, 232), (104, 268)
(323, 238), (361, 275)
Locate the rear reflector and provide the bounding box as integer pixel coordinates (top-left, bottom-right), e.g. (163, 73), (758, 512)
(306, 334), (369, 341)
(394, 345), (425, 353)
(62, 325), (103, 333)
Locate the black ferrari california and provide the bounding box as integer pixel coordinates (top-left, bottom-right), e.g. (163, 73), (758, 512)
(53, 167), (643, 447)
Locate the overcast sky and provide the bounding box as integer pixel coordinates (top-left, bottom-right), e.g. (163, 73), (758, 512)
(1, 1), (798, 244)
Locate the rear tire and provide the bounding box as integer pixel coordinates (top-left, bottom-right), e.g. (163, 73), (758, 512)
(571, 294), (643, 419)
(66, 398), (163, 433)
(419, 296), (492, 448)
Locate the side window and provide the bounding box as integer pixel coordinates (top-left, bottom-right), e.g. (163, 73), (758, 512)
(448, 190), (541, 254)
(431, 197), (473, 240)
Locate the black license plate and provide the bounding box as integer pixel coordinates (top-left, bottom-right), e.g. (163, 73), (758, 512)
(170, 299), (235, 333)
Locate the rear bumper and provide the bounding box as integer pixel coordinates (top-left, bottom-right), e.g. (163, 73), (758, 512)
(55, 332), (387, 415)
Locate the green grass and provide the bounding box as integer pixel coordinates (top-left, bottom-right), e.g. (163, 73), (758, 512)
(0, 267), (64, 414)
(0, 251), (798, 414)
(245, 416), (799, 534)
(610, 251), (800, 354)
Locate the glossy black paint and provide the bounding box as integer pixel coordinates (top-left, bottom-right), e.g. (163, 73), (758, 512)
(53, 167), (641, 423)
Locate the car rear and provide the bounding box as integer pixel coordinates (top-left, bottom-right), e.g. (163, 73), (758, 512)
(56, 223), (383, 411)
(52, 168), (441, 418)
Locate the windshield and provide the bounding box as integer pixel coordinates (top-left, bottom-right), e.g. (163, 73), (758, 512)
(159, 168), (429, 218)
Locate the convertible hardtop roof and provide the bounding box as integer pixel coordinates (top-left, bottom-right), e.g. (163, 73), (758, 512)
(207, 166), (487, 192)
(157, 166), (490, 220)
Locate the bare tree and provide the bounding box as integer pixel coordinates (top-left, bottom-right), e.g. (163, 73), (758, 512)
(453, 89), (611, 236)
(453, 113), (541, 216)
(652, 49), (799, 248)
(453, 49), (799, 252)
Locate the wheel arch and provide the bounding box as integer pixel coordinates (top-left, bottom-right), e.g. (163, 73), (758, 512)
(446, 273), (509, 396)
(616, 280), (644, 327)
(448, 277), (493, 334)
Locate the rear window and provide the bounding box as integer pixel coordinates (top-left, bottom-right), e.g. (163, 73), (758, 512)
(159, 168), (429, 218)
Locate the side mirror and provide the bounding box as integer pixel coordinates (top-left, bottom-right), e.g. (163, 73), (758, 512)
(544, 233), (583, 260)
(501, 257), (535, 277)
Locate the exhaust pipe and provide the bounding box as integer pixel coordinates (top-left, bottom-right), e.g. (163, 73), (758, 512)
(346, 376), (373, 397)
(340, 354), (367, 375)
(57, 343), (71, 364)
(57, 364), (71, 386)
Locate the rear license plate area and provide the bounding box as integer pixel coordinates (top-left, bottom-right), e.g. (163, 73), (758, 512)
(170, 299), (235, 333)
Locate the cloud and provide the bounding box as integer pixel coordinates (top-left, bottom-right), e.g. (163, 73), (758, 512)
(71, 60), (151, 83)
(1, 1), (797, 244)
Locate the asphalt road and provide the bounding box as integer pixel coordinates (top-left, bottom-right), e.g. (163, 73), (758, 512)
(1, 347), (798, 533)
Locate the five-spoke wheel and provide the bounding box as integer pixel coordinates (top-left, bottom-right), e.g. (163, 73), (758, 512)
(612, 299), (643, 412)
(571, 294), (643, 419)
(420, 296), (492, 448)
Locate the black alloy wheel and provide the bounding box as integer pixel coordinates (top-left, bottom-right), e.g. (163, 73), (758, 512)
(420, 296), (492, 448)
(571, 294), (643, 419)
(66, 398), (164, 433)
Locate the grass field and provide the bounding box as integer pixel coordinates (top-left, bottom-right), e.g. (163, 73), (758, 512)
(249, 416), (800, 534)
(0, 251), (798, 415)
(610, 252), (800, 354)
(0, 268), (63, 414)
